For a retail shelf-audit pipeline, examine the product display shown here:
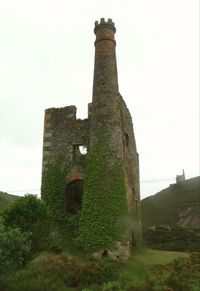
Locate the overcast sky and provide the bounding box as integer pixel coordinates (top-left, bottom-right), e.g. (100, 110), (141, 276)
(0, 0), (199, 199)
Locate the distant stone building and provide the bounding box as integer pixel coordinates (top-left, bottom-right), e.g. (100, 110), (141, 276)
(176, 169), (185, 184)
(41, 18), (141, 260)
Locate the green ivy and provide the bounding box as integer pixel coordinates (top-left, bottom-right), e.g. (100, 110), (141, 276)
(41, 141), (128, 253)
(41, 156), (81, 251)
(41, 155), (68, 218)
(79, 136), (128, 252)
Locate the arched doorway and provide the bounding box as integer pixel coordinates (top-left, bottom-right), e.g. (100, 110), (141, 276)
(65, 179), (83, 214)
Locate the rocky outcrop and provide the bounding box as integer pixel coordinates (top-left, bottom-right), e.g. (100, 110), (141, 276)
(178, 205), (200, 227)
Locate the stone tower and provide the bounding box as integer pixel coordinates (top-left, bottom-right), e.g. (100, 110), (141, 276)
(41, 18), (141, 260)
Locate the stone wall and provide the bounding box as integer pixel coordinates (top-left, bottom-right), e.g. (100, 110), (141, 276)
(42, 105), (89, 180)
(120, 96), (140, 215)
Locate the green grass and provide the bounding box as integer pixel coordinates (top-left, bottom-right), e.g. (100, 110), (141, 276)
(133, 249), (188, 264)
(120, 248), (189, 287)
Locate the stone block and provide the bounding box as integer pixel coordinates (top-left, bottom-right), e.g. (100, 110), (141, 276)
(44, 132), (52, 138)
(43, 141), (51, 147)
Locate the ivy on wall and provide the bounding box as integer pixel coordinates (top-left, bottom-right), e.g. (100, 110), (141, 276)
(79, 136), (128, 252)
(41, 139), (128, 253)
(41, 156), (81, 251)
(41, 155), (68, 218)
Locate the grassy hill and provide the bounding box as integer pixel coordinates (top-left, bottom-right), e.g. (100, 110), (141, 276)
(141, 176), (200, 229)
(0, 191), (20, 212)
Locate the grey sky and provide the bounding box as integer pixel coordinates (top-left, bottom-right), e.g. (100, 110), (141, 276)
(0, 0), (199, 199)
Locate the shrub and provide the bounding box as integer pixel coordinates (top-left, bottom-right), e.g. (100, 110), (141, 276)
(0, 264), (67, 291)
(2, 194), (51, 253)
(0, 218), (31, 274)
(144, 226), (200, 252)
(102, 281), (124, 290)
(0, 254), (121, 290)
(146, 254), (200, 291)
(190, 252), (200, 264)
(40, 254), (120, 287)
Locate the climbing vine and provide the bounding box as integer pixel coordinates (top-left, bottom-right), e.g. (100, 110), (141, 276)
(41, 155), (68, 218)
(41, 156), (81, 251)
(79, 135), (128, 252)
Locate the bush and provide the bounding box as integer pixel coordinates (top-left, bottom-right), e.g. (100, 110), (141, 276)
(40, 254), (120, 287)
(0, 253), (121, 290)
(0, 264), (67, 291)
(0, 218), (31, 274)
(146, 253), (200, 290)
(1, 252), (200, 290)
(144, 226), (200, 252)
(190, 252), (200, 264)
(2, 194), (51, 253)
(102, 281), (124, 290)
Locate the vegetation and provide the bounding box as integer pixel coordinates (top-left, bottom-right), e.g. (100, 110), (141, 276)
(41, 155), (69, 217)
(146, 253), (200, 291)
(0, 249), (199, 290)
(0, 191), (19, 212)
(0, 192), (199, 290)
(41, 138), (129, 254)
(0, 253), (120, 290)
(41, 156), (83, 252)
(1, 170), (199, 289)
(141, 176), (200, 229)
(2, 194), (51, 253)
(144, 226), (200, 252)
(0, 218), (31, 274)
(79, 136), (128, 252)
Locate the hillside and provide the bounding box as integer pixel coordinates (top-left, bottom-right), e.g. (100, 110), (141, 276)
(141, 176), (200, 229)
(0, 191), (20, 211)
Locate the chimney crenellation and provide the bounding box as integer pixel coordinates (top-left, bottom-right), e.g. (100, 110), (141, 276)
(94, 18), (116, 33)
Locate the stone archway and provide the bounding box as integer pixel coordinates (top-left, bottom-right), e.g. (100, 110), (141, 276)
(65, 179), (83, 214)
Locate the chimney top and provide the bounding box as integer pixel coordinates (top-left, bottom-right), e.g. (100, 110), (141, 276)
(94, 18), (116, 33)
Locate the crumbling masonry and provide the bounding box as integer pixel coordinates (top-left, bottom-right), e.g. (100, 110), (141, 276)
(41, 18), (141, 260)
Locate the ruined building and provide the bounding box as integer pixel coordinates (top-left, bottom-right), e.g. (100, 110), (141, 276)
(41, 18), (141, 260)
(176, 169), (186, 184)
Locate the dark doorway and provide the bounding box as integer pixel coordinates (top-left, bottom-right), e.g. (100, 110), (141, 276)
(65, 179), (83, 214)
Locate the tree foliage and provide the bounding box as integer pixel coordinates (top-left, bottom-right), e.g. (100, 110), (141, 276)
(2, 194), (51, 252)
(0, 218), (31, 274)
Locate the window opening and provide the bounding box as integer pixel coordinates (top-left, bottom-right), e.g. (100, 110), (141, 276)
(73, 145), (87, 162)
(79, 145), (87, 155)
